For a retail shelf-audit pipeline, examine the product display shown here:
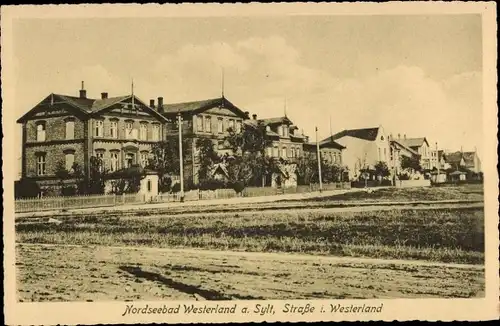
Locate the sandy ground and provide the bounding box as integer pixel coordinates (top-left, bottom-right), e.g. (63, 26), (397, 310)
(16, 243), (484, 302)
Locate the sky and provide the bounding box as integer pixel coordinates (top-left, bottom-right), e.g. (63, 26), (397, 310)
(12, 15), (483, 174)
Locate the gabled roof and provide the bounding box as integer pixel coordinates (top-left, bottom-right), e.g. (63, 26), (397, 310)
(398, 137), (429, 148)
(159, 97), (247, 119)
(445, 151), (476, 167)
(303, 138), (345, 150)
(462, 152), (477, 167)
(390, 139), (419, 156)
(327, 127), (380, 142)
(17, 92), (168, 123)
(444, 152), (465, 165)
(258, 116), (293, 126)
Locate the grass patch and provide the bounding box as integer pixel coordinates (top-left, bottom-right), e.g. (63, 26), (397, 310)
(16, 206), (484, 265)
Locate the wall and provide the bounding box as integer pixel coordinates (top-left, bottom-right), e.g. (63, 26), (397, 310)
(334, 137), (378, 180)
(25, 114), (85, 143)
(24, 142), (86, 178)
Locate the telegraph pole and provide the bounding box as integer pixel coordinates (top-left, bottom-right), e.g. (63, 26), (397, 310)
(178, 112), (185, 202)
(315, 127), (323, 193)
(436, 142), (440, 182)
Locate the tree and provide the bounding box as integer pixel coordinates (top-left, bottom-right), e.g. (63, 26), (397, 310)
(148, 136), (190, 192)
(195, 137), (222, 183)
(226, 122), (272, 155)
(108, 165), (145, 194)
(400, 155), (422, 172)
(374, 161), (390, 178)
(87, 156), (108, 194)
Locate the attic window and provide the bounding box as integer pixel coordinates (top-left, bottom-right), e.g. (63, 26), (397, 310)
(381, 136), (384, 141)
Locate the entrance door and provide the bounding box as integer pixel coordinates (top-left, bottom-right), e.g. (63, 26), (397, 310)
(125, 153), (135, 168)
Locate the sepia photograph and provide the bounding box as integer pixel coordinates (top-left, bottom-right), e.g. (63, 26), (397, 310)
(2, 2), (498, 324)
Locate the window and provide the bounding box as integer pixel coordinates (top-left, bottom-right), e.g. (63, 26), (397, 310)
(267, 147), (273, 157)
(282, 146), (287, 158)
(273, 146), (279, 157)
(65, 153), (75, 171)
(125, 121), (133, 139)
(140, 123), (148, 140)
(36, 122), (46, 141)
(283, 126), (288, 137)
(229, 119), (235, 131)
(384, 148), (387, 160)
(110, 121), (118, 138)
(147, 180), (152, 192)
(236, 120), (242, 133)
(277, 126), (282, 137)
(196, 116), (204, 132)
(290, 147), (295, 158)
(37, 154), (46, 176)
(65, 120), (74, 140)
(217, 118), (224, 133)
(95, 151), (105, 172)
(140, 152), (149, 168)
(110, 152), (119, 172)
(125, 153), (135, 168)
(152, 124), (160, 141)
(378, 148), (381, 161)
(94, 120), (103, 137)
(204, 116), (211, 133)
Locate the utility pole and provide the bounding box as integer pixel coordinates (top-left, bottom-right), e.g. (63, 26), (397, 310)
(315, 127), (323, 193)
(436, 142), (440, 183)
(178, 112), (184, 202)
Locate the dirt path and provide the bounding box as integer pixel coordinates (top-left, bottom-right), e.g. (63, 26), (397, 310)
(16, 243), (484, 302)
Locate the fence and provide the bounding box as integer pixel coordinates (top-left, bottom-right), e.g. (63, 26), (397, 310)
(396, 179), (431, 188)
(15, 182), (351, 213)
(15, 193), (143, 213)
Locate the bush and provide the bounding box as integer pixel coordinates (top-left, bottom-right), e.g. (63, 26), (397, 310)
(171, 183), (181, 193)
(231, 181), (245, 194)
(199, 179), (228, 191)
(15, 179), (41, 199)
(61, 186), (77, 196)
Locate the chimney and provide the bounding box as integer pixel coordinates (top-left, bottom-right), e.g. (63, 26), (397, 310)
(150, 99), (155, 109)
(101, 92), (108, 99)
(252, 114), (257, 120)
(79, 81), (87, 99)
(157, 97), (163, 112)
(398, 133), (401, 139)
(404, 134), (406, 140)
(244, 111), (250, 119)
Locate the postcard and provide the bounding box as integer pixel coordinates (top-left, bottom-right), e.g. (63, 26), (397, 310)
(2, 2), (498, 324)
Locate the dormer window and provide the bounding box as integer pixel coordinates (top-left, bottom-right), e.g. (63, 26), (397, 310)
(283, 126), (289, 137)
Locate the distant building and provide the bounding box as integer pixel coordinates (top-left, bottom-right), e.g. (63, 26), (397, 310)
(245, 115), (308, 161)
(156, 96), (249, 185)
(396, 135), (431, 170)
(324, 126), (390, 181)
(388, 136), (420, 175)
(443, 150), (482, 174)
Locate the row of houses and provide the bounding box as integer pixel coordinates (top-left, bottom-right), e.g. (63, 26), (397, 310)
(16, 82), (482, 196)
